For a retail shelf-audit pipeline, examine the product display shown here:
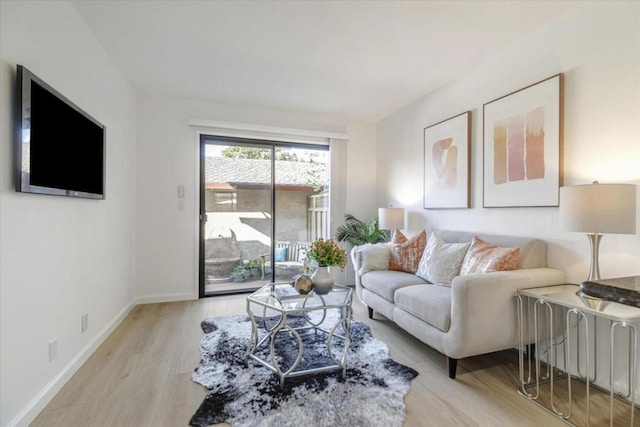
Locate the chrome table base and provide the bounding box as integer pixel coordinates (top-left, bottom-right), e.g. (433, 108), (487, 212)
(246, 284), (353, 389)
(516, 285), (640, 426)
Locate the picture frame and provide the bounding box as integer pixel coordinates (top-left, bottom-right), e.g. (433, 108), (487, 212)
(423, 111), (471, 209)
(483, 74), (563, 208)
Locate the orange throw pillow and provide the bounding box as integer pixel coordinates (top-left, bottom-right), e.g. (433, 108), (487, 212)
(389, 230), (427, 274)
(460, 236), (520, 275)
(391, 229), (408, 244)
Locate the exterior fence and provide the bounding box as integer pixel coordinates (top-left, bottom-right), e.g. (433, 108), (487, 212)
(307, 193), (329, 242)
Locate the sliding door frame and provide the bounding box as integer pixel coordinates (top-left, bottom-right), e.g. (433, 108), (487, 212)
(198, 134), (330, 298)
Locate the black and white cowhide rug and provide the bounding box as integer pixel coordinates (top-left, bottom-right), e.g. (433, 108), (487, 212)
(190, 311), (418, 427)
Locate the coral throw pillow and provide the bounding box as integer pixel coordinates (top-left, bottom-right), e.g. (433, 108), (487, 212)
(460, 236), (520, 275)
(391, 229), (408, 244)
(389, 230), (427, 274)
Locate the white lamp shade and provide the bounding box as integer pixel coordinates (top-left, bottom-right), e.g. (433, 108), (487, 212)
(559, 183), (637, 234)
(378, 207), (405, 230)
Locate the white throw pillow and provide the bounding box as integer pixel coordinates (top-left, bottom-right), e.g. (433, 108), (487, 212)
(356, 243), (391, 275)
(416, 233), (470, 285)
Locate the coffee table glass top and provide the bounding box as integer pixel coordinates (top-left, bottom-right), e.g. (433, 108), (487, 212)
(247, 283), (352, 311)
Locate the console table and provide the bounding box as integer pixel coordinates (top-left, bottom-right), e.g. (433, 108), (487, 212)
(516, 284), (640, 426)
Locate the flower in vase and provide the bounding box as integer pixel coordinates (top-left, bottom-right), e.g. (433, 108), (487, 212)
(306, 238), (347, 270)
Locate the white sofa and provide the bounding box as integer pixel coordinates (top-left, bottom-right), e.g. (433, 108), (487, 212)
(351, 229), (565, 378)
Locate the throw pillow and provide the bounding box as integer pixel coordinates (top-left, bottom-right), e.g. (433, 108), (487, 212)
(274, 247), (287, 262)
(416, 232), (470, 285)
(460, 236), (521, 275)
(357, 243), (392, 275)
(391, 229), (408, 244)
(389, 230), (427, 274)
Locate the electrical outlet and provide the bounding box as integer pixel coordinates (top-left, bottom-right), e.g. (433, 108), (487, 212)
(82, 313), (89, 333)
(49, 339), (57, 362)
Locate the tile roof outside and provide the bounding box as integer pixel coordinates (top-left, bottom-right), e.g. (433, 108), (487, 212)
(205, 157), (328, 187)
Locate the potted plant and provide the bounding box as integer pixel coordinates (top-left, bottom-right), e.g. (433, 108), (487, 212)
(230, 258), (263, 282)
(334, 214), (389, 246)
(230, 265), (251, 282)
(305, 238), (347, 294)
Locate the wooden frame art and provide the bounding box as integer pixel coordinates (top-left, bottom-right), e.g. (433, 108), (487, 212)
(483, 74), (563, 208)
(423, 111), (471, 209)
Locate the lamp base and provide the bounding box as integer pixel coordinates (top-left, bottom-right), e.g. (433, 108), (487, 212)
(586, 233), (602, 281)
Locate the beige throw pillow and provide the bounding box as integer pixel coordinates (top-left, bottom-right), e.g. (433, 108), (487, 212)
(416, 232), (470, 285)
(389, 230), (427, 274)
(460, 236), (520, 275)
(357, 243), (392, 275)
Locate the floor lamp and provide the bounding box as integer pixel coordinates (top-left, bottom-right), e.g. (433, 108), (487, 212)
(559, 182), (637, 281)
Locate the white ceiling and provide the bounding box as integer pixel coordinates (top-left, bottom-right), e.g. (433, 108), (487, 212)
(72, 0), (583, 121)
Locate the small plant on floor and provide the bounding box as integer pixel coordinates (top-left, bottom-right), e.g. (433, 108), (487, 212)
(231, 265), (250, 282)
(230, 259), (263, 282)
(246, 259), (262, 277)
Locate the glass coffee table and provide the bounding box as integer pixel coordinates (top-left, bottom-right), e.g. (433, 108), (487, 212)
(246, 283), (353, 388)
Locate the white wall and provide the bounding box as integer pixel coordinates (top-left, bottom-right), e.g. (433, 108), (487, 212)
(0, 2), (137, 426)
(135, 95), (376, 300)
(377, 1), (640, 284)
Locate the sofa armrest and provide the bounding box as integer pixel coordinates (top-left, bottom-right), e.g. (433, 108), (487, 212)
(351, 246), (365, 300)
(444, 268), (565, 359)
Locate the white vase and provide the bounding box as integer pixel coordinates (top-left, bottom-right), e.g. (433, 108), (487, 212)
(311, 266), (334, 294)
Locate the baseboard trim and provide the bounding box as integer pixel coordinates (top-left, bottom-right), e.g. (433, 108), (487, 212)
(135, 292), (197, 305)
(6, 299), (136, 427)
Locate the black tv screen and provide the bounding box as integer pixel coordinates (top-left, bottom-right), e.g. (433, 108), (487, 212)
(15, 65), (105, 199)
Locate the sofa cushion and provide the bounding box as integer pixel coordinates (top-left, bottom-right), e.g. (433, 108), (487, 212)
(416, 232), (470, 285)
(394, 284), (451, 332)
(389, 230), (427, 274)
(360, 270), (427, 301)
(357, 243), (391, 274)
(460, 236), (520, 275)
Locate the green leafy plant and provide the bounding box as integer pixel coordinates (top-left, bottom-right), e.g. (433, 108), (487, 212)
(230, 259), (263, 282)
(231, 266), (251, 282)
(334, 214), (390, 247)
(245, 259), (262, 277)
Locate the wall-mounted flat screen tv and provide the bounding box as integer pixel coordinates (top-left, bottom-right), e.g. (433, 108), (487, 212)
(15, 65), (106, 199)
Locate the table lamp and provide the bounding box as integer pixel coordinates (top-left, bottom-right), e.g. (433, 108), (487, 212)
(559, 182), (637, 281)
(378, 207), (405, 231)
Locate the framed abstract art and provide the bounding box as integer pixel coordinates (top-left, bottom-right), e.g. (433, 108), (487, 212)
(423, 111), (471, 209)
(483, 74), (563, 207)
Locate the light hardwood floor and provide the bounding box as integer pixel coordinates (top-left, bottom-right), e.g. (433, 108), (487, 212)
(31, 294), (580, 427)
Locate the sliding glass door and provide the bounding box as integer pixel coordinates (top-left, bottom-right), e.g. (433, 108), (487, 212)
(199, 136), (329, 296)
